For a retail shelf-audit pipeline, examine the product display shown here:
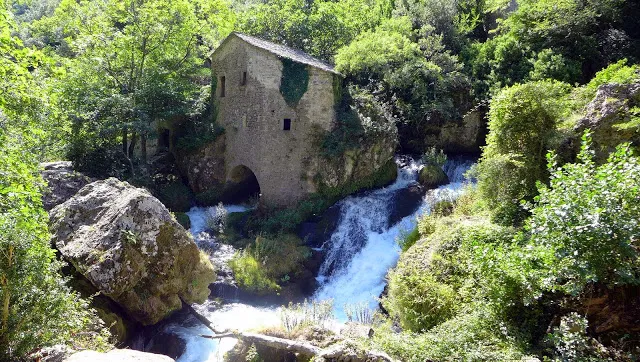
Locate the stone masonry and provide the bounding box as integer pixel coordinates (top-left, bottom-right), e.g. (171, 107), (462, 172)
(211, 32), (340, 206)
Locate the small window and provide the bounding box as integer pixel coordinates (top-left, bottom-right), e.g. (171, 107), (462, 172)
(283, 118), (291, 131)
(241, 71), (247, 86)
(220, 76), (226, 97)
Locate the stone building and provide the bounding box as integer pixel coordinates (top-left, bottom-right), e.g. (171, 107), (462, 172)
(210, 32), (341, 206)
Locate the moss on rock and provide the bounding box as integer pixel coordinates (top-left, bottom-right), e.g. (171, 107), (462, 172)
(418, 164), (448, 189)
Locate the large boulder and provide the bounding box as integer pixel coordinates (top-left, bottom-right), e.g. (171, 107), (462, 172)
(418, 164), (449, 189)
(40, 161), (94, 211)
(50, 178), (215, 325)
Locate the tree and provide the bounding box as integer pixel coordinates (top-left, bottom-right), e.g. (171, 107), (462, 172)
(42, 0), (234, 174)
(236, 0), (391, 62)
(475, 80), (572, 224)
(527, 134), (640, 296)
(335, 17), (471, 153)
(0, 7), (108, 357)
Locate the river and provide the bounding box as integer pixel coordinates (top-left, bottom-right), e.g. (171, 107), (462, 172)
(140, 156), (474, 361)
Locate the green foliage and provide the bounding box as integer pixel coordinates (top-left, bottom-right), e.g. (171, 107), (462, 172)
(173, 212), (191, 230)
(336, 16), (471, 153)
(45, 0), (234, 173)
(0, 7), (111, 357)
(368, 307), (529, 362)
(476, 80), (572, 224)
(572, 59), (640, 109)
(524, 133), (640, 296)
(229, 234), (310, 294)
(236, 0), (391, 62)
(229, 250), (280, 294)
(279, 58), (309, 107)
(317, 85), (396, 160)
(470, 0), (637, 95)
(546, 313), (609, 362)
(398, 226), (420, 252)
(385, 216), (515, 332)
(421, 147), (447, 167)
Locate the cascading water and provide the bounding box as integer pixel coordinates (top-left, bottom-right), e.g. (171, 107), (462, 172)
(143, 156), (474, 362)
(313, 157), (474, 320)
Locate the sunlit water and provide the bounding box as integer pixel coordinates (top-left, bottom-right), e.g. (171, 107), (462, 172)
(162, 157), (474, 362)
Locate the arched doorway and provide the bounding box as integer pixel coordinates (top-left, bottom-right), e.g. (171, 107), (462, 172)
(226, 165), (261, 204)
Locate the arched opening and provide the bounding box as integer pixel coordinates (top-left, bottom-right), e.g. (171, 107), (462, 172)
(226, 165), (260, 204)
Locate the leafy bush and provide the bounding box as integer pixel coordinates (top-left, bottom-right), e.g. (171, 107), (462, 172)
(524, 133), (640, 296)
(476, 80), (572, 224)
(173, 212), (191, 230)
(547, 313), (608, 362)
(229, 234), (311, 294)
(369, 307), (530, 362)
(229, 250), (280, 294)
(384, 216), (515, 332)
(421, 147), (447, 167)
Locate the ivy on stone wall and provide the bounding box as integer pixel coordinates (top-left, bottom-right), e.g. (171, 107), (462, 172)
(279, 58), (310, 107)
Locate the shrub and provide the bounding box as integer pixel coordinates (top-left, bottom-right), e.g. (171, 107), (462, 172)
(421, 147), (447, 167)
(229, 250), (280, 294)
(173, 212), (191, 230)
(385, 216), (516, 332)
(524, 133), (640, 296)
(369, 307), (530, 362)
(1, 132), (112, 358)
(476, 80), (572, 224)
(229, 234), (311, 294)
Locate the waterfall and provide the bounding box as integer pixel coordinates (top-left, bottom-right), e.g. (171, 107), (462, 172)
(313, 157), (474, 320)
(140, 156), (475, 362)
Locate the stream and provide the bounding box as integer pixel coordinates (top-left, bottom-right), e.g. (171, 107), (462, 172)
(139, 156), (474, 361)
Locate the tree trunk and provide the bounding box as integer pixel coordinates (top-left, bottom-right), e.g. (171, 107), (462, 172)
(128, 133), (138, 159)
(122, 127), (128, 155)
(140, 133), (147, 164)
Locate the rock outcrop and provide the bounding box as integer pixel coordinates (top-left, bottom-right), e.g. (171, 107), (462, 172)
(40, 161), (94, 211)
(418, 164), (449, 189)
(175, 135), (226, 196)
(50, 178), (215, 325)
(63, 349), (174, 362)
(574, 80), (640, 159)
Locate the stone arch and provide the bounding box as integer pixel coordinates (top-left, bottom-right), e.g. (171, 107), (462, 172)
(226, 165), (261, 203)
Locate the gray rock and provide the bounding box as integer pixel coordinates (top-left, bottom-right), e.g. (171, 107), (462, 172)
(50, 178), (215, 325)
(574, 80), (640, 160)
(40, 161), (94, 211)
(63, 349), (174, 362)
(30, 344), (75, 362)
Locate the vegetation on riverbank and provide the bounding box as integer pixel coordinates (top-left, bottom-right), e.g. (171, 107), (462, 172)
(2, 0), (640, 359)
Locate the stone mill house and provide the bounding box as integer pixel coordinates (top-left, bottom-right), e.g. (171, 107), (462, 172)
(211, 32), (340, 206)
(171, 32), (395, 208)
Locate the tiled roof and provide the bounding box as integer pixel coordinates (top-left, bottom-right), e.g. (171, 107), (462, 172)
(216, 32), (341, 75)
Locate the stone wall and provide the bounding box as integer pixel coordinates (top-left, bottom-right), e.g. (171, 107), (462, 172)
(212, 37), (335, 206)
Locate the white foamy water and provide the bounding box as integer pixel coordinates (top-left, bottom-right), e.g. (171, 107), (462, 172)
(313, 158), (474, 320)
(159, 157), (474, 362)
